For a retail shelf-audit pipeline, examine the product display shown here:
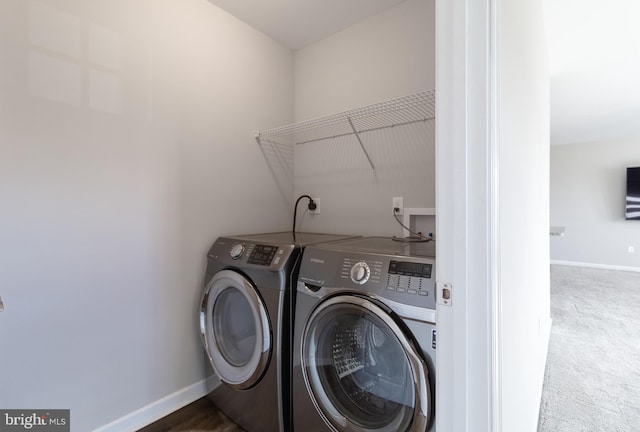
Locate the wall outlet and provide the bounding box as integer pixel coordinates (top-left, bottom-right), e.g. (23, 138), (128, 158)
(629, 246), (635, 254)
(392, 197), (403, 215)
(309, 198), (320, 214)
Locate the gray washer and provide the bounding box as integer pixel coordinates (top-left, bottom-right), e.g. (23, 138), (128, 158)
(199, 232), (359, 432)
(293, 237), (436, 432)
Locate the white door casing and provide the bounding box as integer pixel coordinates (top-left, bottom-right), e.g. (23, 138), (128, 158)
(436, 0), (501, 431)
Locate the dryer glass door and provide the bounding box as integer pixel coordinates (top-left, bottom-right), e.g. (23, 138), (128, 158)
(302, 295), (431, 432)
(200, 270), (271, 390)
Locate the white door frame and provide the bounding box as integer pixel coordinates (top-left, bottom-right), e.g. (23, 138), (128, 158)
(435, 0), (502, 431)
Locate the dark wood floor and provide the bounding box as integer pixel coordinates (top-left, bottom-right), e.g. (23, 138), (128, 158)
(138, 397), (244, 432)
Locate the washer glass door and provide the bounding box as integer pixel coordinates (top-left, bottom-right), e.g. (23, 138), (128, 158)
(200, 269), (271, 389)
(302, 295), (431, 432)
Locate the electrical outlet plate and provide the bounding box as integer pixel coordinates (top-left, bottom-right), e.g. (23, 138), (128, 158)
(309, 198), (320, 214)
(392, 197), (403, 215)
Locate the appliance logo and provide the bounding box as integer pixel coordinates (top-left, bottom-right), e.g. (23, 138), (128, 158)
(309, 258), (325, 264)
(0, 410), (69, 431)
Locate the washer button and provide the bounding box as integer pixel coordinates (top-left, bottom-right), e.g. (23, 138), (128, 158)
(350, 262), (370, 284)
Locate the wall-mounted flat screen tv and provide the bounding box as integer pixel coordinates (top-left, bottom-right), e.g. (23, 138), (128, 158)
(627, 167), (640, 220)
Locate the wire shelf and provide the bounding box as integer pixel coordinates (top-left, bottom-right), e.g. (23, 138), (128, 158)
(254, 90), (435, 174)
(255, 90), (435, 144)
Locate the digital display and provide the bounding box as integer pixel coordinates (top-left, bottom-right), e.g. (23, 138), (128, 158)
(388, 260), (432, 278)
(247, 244), (278, 266)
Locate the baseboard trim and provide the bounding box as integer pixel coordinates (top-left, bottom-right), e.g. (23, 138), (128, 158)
(92, 379), (208, 432)
(551, 260), (640, 273)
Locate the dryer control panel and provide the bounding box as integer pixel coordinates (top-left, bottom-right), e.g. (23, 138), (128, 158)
(207, 238), (296, 271)
(247, 244), (279, 266)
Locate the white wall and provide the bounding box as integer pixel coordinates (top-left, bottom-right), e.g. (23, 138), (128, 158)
(0, 1), (293, 430)
(551, 139), (640, 270)
(499, 0), (551, 430)
(436, 0), (550, 430)
(291, 0), (435, 237)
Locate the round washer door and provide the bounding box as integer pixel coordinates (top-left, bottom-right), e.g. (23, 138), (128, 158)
(302, 295), (431, 432)
(200, 269), (271, 389)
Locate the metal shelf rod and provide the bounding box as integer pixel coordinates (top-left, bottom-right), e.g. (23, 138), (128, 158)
(347, 117), (376, 174)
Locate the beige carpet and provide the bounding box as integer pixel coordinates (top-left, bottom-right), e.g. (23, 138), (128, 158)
(538, 265), (640, 431)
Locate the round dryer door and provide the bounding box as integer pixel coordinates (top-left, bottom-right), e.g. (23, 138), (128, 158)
(200, 269), (271, 389)
(302, 295), (432, 432)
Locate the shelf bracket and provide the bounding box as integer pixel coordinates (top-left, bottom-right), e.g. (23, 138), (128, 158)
(347, 117), (376, 174)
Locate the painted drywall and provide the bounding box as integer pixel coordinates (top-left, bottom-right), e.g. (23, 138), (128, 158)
(437, 1), (551, 429)
(435, 0), (497, 428)
(291, 0), (435, 237)
(498, 0), (551, 430)
(551, 139), (640, 270)
(294, 0), (435, 121)
(0, 0), (293, 430)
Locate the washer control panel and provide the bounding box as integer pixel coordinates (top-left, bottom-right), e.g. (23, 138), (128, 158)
(348, 257), (435, 308)
(341, 259), (383, 285)
(299, 246), (436, 309)
(389, 260), (432, 278)
(386, 260), (433, 297)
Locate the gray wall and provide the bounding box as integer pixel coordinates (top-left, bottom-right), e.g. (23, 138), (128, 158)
(0, 1), (293, 430)
(292, 0), (436, 237)
(551, 139), (640, 270)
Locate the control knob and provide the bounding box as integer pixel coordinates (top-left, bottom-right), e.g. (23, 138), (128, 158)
(230, 244), (245, 259)
(350, 262), (370, 285)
